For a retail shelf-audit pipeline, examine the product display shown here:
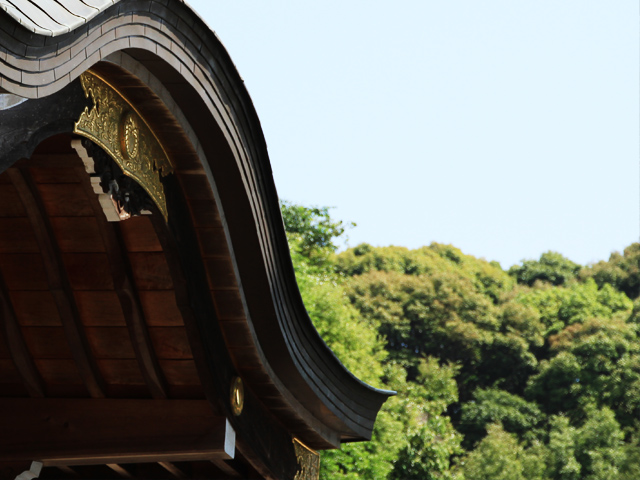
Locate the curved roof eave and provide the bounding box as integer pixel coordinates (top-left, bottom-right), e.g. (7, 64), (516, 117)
(0, 0), (395, 443)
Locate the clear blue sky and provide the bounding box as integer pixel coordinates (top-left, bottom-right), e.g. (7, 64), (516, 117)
(187, 1), (639, 269)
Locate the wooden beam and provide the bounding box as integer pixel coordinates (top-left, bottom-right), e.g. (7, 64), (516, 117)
(0, 272), (45, 397)
(73, 146), (168, 399)
(0, 399), (235, 465)
(7, 168), (106, 398)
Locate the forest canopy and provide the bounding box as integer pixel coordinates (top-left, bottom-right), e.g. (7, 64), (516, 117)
(281, 200), (640, 480)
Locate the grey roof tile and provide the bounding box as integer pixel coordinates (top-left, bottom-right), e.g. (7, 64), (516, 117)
(80, 0), (115, 9)
(0, 0), (120, 36)
(56, 0), (99, 20)
(1, 1), (52, 35)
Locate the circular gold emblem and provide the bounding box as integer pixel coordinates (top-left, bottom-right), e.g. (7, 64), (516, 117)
(230, 377), (244, 416)
(119, 111), (139, 160)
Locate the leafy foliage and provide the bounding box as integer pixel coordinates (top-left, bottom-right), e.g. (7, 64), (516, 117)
(280, 200), (352, 266)
(280, 201), (640, 479)
(581, 243), (640, 299)
(282, 202), (461, 479)
(527, 318), (640, 426)
(512, 279), (631, 336)
(509, 251), (581, 287)
(459, 388), (542, 447)
(460, 423), (528, 480)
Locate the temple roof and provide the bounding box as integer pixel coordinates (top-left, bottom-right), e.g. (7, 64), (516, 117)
(0, 0), (120, 36)
(0, 1), (394, 477)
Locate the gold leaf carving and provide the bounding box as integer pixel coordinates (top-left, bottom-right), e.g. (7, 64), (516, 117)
(74, 71), (173, 221)
(293, 438), (320, 480)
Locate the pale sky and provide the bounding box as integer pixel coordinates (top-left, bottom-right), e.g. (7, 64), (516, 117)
(186, 1), (639, 269)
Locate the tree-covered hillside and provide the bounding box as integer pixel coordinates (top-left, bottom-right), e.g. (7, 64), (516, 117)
(281, 201), (640, 480)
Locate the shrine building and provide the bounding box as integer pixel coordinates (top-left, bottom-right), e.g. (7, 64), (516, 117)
(0, 1), (393, 479)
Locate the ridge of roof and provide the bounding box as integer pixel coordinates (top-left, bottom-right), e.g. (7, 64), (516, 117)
(0, 0), (120, 36)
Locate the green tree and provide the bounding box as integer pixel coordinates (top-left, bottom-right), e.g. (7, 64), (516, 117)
(320, 359), (463, 480)
(388, 358), (463, 480)
(320, 407), (405, 480)
(281, 202), (397, 477)
(545, 407), (627, 480)
(620, 434), (640, 480)
(345, 267), (538, 398)
(509, 251), (581, 287)
(459, 388), (543, 447)
(575, 405), (626, 480)
(460, 423), (527, 480)
(581, 243), (640, 299)
(546, 416), (581, 480)
(526, 318), (640, 426)
(281, 202), (640, 478)
(280, 199), (352, 267)
(525, 352), (583, 414)
(337, 243), (513, 302)
(513, 279), (632, 335)
(283, 202), (463, 479)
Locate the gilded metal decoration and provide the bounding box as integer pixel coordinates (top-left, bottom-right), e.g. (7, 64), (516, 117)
(120, 111), (139, 160)
(230, 377), (244, 416)
(74, 71), (173, 221)
(293, 438), (320, 480)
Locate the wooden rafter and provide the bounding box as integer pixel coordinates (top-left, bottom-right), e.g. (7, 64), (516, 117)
(158, 462), (188, 479)
(106, 464), (133, 478)
(146, 192), (223, 402)
(6, 168), (106, 398)
(210, 458), (243, 478)
(56, 466), (78, 477)
(73, 143), (169, 399)
(0, 271), (45, 397)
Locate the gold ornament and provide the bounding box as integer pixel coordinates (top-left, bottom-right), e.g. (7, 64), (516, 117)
(74, 71), (173, 221)
(293, 438), (320, 480)
(230, 377), (244, 416)
(120, 111), (139, 160)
